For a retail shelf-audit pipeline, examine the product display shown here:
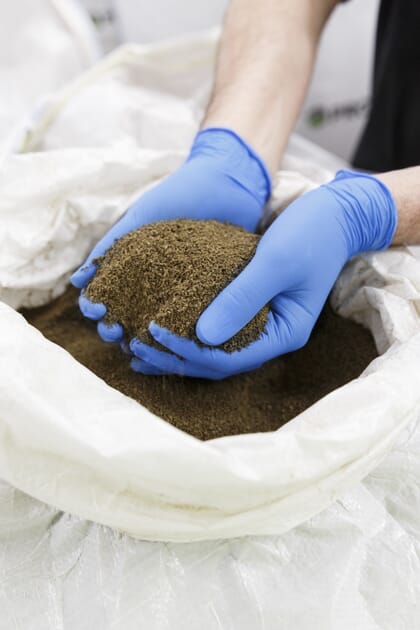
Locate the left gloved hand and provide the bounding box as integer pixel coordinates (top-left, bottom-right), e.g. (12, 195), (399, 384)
(129, 169), (397, 379)
(69, 127), (271, 363)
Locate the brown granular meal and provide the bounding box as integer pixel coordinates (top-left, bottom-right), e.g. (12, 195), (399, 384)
(85, 220), (269, 353)
(22, 286), (378, 441)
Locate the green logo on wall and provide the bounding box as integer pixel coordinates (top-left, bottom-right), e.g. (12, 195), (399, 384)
(308, 100), (369, 128)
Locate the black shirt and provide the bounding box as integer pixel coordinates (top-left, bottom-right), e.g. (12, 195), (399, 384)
(352, 0), (420, 172)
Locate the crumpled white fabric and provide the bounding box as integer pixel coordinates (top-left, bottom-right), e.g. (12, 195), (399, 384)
(1, 419), (419, 630)
(0, 0), (100, 159)
(1, 20), (420, 546)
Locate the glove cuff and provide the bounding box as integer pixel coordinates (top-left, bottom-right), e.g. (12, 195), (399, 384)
(190, 127), (272, 205)
(326, 169), (398, 257)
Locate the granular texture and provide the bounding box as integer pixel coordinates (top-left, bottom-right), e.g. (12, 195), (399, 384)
(22, 286), (378, 441)
(85, 220), (269, 353)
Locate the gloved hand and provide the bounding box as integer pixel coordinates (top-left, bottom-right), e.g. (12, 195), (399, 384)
(130, 169), (397, 379)
(70, 127), (271, 357)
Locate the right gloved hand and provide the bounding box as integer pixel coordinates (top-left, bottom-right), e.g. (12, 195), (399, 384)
(130, 169), (397, 379)
(70, 127), (271, 362)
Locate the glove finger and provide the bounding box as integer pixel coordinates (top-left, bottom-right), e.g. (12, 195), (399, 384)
(78, 292), (106, 320)
(120, 339), (132, 355)
(70, 263), (97, 290)
(269, 293), (315, 353)
(70, 211), (134, 289)
(196, 250), (279, 346)
(151, 303), (315, 374)
(131, 356), (226, 379)
(148, 318), (280, 375)
(130, 337), (227, 380)
(130, 357), (168, 376)
(97, 320), (124, 343)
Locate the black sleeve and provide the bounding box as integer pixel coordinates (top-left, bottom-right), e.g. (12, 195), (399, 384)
(353, 0), (420, 171)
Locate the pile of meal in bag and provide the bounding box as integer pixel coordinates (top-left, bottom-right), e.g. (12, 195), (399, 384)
(22, 219), (377, 440)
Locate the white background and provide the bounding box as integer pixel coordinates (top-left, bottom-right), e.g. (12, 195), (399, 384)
(78, 0), (380, 161)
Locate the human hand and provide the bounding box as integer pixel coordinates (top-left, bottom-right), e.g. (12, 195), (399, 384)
(70, 127), (271, 349)
(130, 169), (397, 379)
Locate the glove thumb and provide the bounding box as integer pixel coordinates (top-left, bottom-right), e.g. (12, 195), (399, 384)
(196, 252), (278, 346)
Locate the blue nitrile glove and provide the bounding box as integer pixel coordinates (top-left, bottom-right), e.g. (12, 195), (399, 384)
(70, 127), (271, 364)
(130, 169), (397, 379)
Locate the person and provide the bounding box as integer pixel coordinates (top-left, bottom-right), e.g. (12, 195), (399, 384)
(71, 0), (420, 380)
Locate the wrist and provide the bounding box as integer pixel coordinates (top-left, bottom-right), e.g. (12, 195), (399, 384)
(202, 98), (286, 178)
(323, 169), (398, 258)
(189, 127), (272, 207)
(376, 166), (420, 246)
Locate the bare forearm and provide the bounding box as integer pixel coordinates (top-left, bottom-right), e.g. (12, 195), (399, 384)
(202, 0), (337, 175)
(376, 167), (420, 245)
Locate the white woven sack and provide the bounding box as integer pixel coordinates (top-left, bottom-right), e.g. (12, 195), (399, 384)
(1, 34), (420, 542)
